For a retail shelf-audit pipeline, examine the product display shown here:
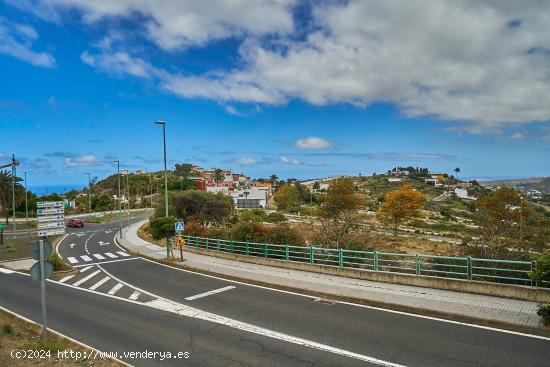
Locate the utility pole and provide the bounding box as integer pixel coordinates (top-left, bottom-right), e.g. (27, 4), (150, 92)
(24, 171), (28, 221)
(11, 154), (18, 235)
(113, 160), (122, 238)
(85, 173), (91, 215)
(520, 196), (523, 243)
(154, 120), (170, 260)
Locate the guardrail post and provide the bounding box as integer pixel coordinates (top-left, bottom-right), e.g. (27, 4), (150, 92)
(264, 243), (268, 258)
(374, 251), (379, 271)
(205, 238), (209, 250)
(467, 257), (472, 280)
(230, 240), (234, 253)
(285, 245), (289, 261)
(339, 248), (343, 268)
(246, 241), (250, 256)
(415, 254), (420, 276)
(531, 261), (536, 287)
(217, 239), (220, 251)
(310, 246), (314, 264)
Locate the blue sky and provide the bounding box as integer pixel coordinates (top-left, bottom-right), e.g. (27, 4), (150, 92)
(1, 1), (549, 187)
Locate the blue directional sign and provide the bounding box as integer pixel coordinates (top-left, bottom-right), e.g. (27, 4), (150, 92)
(175, 222), (185, 232)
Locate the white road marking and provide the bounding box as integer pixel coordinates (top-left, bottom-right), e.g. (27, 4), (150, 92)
(92, 253), (106, 260)
(185, 286), (236, 301)
(73, 270), (101, 287)
(69, 243), (76, 249)
(116, 251), (130, 257)
(98, 241), (110, 246)
(0, 268), (14, 274)
(79, 266), (92, 273)
(80, 255), (92, 262)
(104, 252), (118, 258)
(73, 258), (137, 267)
(129, 291), (141, 300)
(107, 283), (124, 295)
(67, 257), (78, 264)
(59, 275), (75, 283)
(83, 232), (96, 255)
(89, 276), (110, 291)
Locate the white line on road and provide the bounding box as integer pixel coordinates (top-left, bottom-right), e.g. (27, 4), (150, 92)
(59, 275), (75, 283)
(92, 254), (106, 260)
(129, 291), (141, 300)
(107, 283), (124, 295)
(79, 266), (92, 273)
(80, 255), (92, 262)
(73, 270), (101, 287)
(104, 252), (118, 259)
(0, 268), (14, 274)
(73, 257), (137, 267)
(185, 286), (236, 301)
(67, 257), (78, 264)
(116, 251), (130, 257)
(89, 276), (110, 291)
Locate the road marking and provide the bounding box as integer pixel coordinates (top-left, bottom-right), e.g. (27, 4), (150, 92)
(104, 252), (118, 258)
(89, 276), (110, 291)
(83, 231), (96, 254)
(98, 241), (110, 246)
(80, 255), (93, 262)
(129, 291), (141, 300)
(92, 253), (106, 260)
(73, 257), (137, 267)
(107, 283), (124, 295)
(59, 275), (75, 283)
(73, 270), (101, 287)
(185, 286), (236, 301)
(67, 257), (78, 264)
(0, 268), (14, 274)
(69, 243), (76, 249)
(79, 266), (92, 273)
(116, 251), (130, 257)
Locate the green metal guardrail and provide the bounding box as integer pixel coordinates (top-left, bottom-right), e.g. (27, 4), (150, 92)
(182, 235), (545, 287)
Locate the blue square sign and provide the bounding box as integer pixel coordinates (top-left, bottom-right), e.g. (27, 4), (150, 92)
(175, 221), (185, 232)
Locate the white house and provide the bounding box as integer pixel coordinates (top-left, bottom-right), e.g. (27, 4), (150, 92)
(230, 188), (269, 208)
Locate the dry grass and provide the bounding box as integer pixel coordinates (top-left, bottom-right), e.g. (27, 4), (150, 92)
(0, 309), (122, 366)
(137, 222), (167, 248)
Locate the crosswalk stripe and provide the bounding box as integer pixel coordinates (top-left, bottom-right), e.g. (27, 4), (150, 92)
(116, 251), (130, 257)
(89, 276), (110, 291)
(107, 283), (123, 295)
(73, 270), (101, 287)
(67, 257), (78, 264)
(80, 255), (92, 262)
(92, 254), (106, 260)
(59, 275), (75, 283)
(104, 252), (118, 259)
(129, 291), (141, 300)
(80, 266), (92, 273)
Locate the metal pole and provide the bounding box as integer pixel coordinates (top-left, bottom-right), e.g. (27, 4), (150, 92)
(520, 197), (523, 243)
(86, 173), (91, 215)
(114, 160), (122, 238)
(39, 239), (48, 338)
(11, 155), (16, 235)
(24, 171), (28, 221)
(126, 173), (130, 227)
(155, 120), (169, 260)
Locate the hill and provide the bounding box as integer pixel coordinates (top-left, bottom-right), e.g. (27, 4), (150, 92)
(479, 177), (550, 193)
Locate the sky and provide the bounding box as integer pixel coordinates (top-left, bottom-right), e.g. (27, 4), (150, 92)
(1, 0), (549, 187)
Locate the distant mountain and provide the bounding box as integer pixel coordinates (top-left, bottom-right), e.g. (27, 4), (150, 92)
(478, 177), (550, 192)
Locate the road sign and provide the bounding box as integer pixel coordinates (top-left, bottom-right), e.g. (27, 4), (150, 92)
(37, 208), (65, 215)
(30, 240), (53, 260)
(37, 215), (65, 223)
(37, 201), (64, 208)
(38, 228), (66, 237)
(175, 221), (185, 232)
(31, 261), (54, 282)
(37, 222), (66, 230)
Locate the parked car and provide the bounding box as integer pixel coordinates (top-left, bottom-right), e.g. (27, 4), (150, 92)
(67, 219), (85, 228)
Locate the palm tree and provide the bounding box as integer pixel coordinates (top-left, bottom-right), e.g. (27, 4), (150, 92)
(454, 167), (461, 180)
(269, 174), (278, 186)
(214, 168), (224, 184)
(0, 170), (24, 224)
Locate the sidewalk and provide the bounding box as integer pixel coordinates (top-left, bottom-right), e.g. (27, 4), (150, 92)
(119, 220), (546, 334)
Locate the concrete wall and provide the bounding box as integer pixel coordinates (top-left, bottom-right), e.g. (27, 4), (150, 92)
(184, 246), (550, 303)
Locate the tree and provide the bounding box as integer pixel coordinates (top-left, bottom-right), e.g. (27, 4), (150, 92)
(175, 163), (194, 178)
(214, 168), (224, 184)
(319, 177), (360, 217)
(164, 190), (234, 224)
(454, 167), (461, 179)
(273, 184), (301, 212)
(269, 174), (278, 186)
(149, 216), (179, 240)
(378, 185), (425, 232)
(312, 210), (367, 249)
(0, 170), (24, 224)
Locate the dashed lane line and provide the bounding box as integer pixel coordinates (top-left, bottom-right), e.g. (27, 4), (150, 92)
(185, 286), (236, 301)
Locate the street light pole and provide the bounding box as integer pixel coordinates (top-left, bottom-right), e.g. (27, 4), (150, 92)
(85, 173), (91, 215)
(24, 171), (28, 221)
(113, 160), (122, 238)
(154, 120), (170, 260)
(11, 154), (17, 235)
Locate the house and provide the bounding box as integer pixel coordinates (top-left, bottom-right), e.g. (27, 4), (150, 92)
(230, 188), (269, 208)
(454, 188), (476, 200)
(424, 178), (442, 187)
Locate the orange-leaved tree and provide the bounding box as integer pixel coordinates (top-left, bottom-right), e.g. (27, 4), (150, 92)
(378, 185), (425, 232)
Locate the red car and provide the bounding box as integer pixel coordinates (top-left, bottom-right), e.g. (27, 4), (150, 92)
(67, 219), (84, 228)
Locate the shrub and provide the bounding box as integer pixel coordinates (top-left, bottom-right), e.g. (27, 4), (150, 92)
(266, 212), (287, 223)
(3, 323), (13, 335)
(149, 216), (179, 240)
(184, 221), (208, 237)
(537, 304), (550, 326)
(47, 252), (65, 271)
(263, 223), (303, 245)
(239, 210), (267, 222)
(530, 253), (550, 285)
(230, 221), (268, 243)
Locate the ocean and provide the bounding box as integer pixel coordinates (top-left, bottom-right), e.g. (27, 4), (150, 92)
(28, 184), (85, 196)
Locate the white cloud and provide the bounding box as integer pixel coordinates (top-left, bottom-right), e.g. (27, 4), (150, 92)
(236, 157), (257, 166)
(280, 156), (300, 165)
(80, 50), (162, 79)
(0, 17), (55, 67)
(511, 132), (524, 140)
(295, 137), (334, 149)
(64, 154), (102, 166)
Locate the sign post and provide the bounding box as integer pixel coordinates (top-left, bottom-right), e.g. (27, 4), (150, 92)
(32, 201), (65, 339)
(175, 222), (185, 261)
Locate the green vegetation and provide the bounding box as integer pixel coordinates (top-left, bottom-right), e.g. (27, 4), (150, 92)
(537, 304), (550, 326)
(47, 252), (67, 271)
(149, 216), (179, 240)
(530, 253), (550, 285)
(157, 190), (234, 223)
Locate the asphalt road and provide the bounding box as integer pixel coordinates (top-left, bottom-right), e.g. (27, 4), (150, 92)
(1, 218), (549, 366)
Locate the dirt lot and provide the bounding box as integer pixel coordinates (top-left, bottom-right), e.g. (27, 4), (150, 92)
(0, 309), (121, 366)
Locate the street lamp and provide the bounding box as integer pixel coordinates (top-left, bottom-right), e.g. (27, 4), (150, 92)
(113, 160), (122, 238)
(24, 171), (28, 221)
(85, 173), (91, 215)
(11, 154), (19, 235)
(154, 119), (170, 260)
